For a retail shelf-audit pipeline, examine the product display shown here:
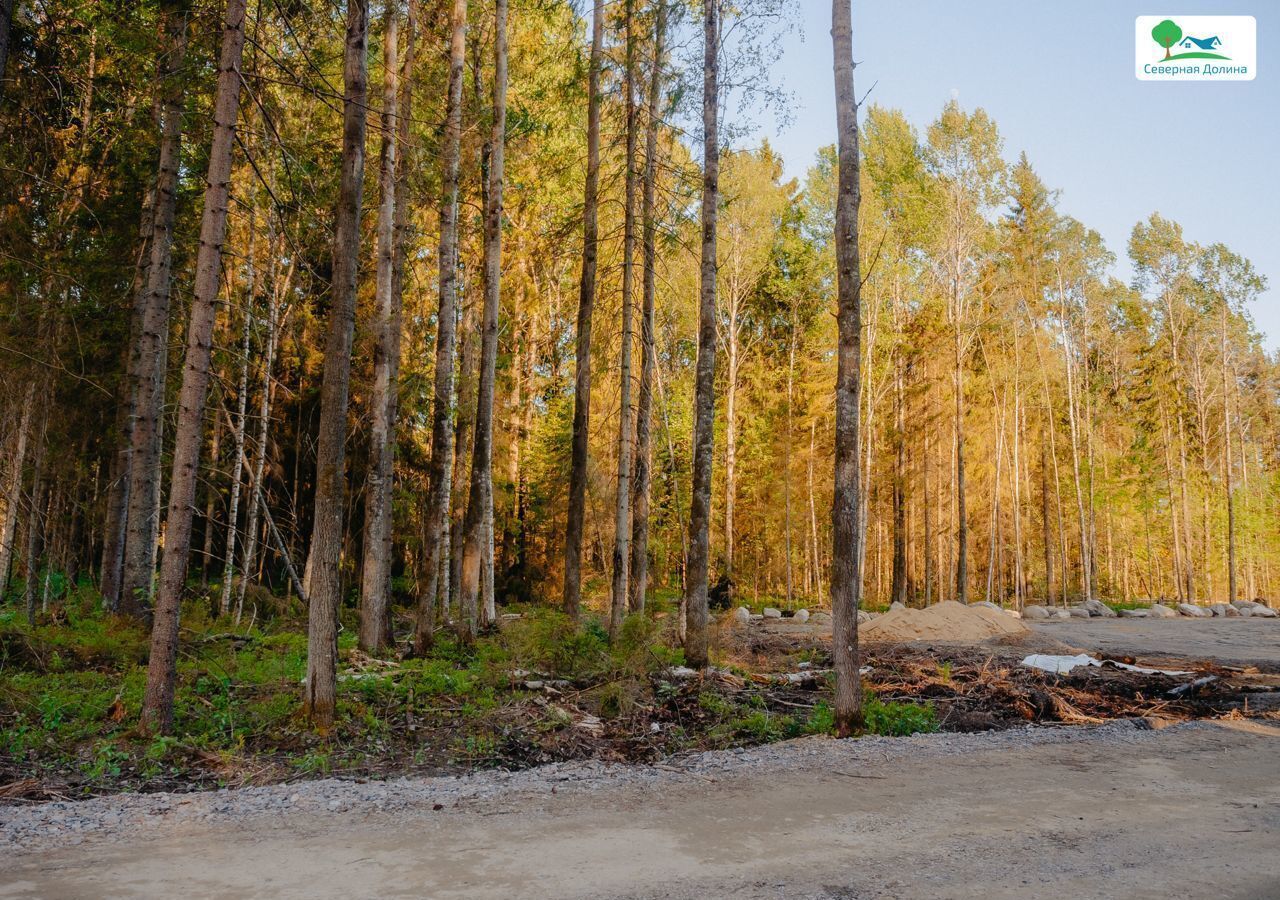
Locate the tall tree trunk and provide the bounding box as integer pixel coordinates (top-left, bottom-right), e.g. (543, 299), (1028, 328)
(624, 0), (665, 617)
(724, 300), (739, 579)
(952, 319), (967, 604)
(139, 0), (247, 735)
(562, 0), (604, 620)
(220, 209), (256, 616)
(1040, 428), (1054, 605)
(22, 429), (47, 626)
(628, 0), (666, 616)
(784, 313), (797, 605)
(458, 0), (508, 644)
(808, 417), (820, 600)
(1221, 302), (1236, 604)
(0, 382), (33, 598)
(891, 344), (906, 605)
(119, 0), (191, 617)
(201, 416), (222, 586)
(303, 0), (369, 730)
(684, 0), (718, 669)
(236, 220), (292, 621)
(414, 0), (467, 653)
(359, 3), (402, 652)
(609, 0), (638, 639)
(830, 0), (863, 736)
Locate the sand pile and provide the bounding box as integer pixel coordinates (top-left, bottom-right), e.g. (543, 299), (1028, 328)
(862, 601), (1029, 643)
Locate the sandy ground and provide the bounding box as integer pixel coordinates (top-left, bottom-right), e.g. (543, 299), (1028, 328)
(1030, 617), (1280, 666)
(2, 718), (1278, 899)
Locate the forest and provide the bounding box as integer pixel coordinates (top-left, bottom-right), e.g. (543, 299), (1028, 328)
(0, 0), (1277, 791)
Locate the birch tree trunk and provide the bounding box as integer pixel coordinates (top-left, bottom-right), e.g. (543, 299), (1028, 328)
(562, 0), (604, 620)
(304, 0), (369, 730)
(119, 0), (190, 617)
(830, 0), (864, 736)
(628, 0), (666, 616)
(219, 210), (256, 616)
(684, 0), (718, 669)
(609, 0), (637, 639)
(139, 0), (247, 735)
(414, 0), (467, 653)
(458, 0), (507, 644)
(359, 4), (401, 651)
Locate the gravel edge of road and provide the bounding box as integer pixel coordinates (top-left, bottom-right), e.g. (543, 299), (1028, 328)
(0, 718), (1185, 856)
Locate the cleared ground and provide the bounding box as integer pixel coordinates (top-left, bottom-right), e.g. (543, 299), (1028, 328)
(1030, 617), (1280, 667)
(2, 719), (1277, 899)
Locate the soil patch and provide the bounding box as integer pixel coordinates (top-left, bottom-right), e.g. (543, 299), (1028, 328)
(863, 600), (1029, 643)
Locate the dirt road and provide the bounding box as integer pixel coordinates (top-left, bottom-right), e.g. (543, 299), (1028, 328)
(1030, 617), (1280, 667)
(3, 719), (1277, 899)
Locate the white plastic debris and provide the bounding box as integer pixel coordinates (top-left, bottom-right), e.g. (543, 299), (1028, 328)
(1020, 653), (1191, 677)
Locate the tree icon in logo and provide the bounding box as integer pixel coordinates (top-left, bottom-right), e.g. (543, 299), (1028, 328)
(1152, 19), (1182, 59)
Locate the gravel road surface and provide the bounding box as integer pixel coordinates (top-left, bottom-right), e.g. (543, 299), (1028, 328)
(3, 718), (1277, 899)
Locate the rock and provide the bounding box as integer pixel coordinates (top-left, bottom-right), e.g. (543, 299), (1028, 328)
(1083, 598), (1117, 618)
(732, 606), (751, 626)
(1208, 603), (1230, 617)
(1068, 606), (1091, 618)
(1148, 604), (1178, 619)
(1177, 603), (1209, 618)
(1021, 605), (1051, 621)
(762, 607), (782, 619)
(968, 601), (1001, 610)
(791, 608), (810, 623)
(1053, 610), (1070, 619)
(1223, 604), (1241, 617)
(889, 601), (906, 612)
(856, 610), (871, 624)
(1118, 608), (1149, 618)
(1251, 605), (1277, 618)
(811, 610), (832, 624)
(1004, 609), (1022, 618)
(1237, 605), (1254, 617)
(1231, 600), (1252, 610)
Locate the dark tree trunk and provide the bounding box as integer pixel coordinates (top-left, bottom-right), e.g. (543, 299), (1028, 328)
(562, 0), (605, 620)
(119, 0), (191, 617)
(684, 0), (719, 669)
(414, 0), (467, 654)
(0, 0), (14, 101)
(304, 0), (369, 730)
(139, 0), (247, 735)
(830, 0), (864, 736)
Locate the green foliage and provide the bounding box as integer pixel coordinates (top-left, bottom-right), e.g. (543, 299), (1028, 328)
(1151, 19), (1182, 53)
(863, 695), (939, 737)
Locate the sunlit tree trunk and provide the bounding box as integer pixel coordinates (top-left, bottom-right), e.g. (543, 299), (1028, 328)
(303, 0), (369, 730)
(414, 0), (467, 653)
(458, 0), (508, 644)
(684, 0), (719, 669)
(139, 0), (247, 735)
(830, 0), (864, 736)
(609, 0), (639, 638)
(359, 3), (404, 651)
(563, 0), (604, 620)
(628, 0), (666, 616)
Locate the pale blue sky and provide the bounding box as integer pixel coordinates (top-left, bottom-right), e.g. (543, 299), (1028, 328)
(758, 1), (1278, 349)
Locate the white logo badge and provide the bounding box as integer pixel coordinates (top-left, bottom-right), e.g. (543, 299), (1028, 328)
(1136, 16), (1256, 81)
